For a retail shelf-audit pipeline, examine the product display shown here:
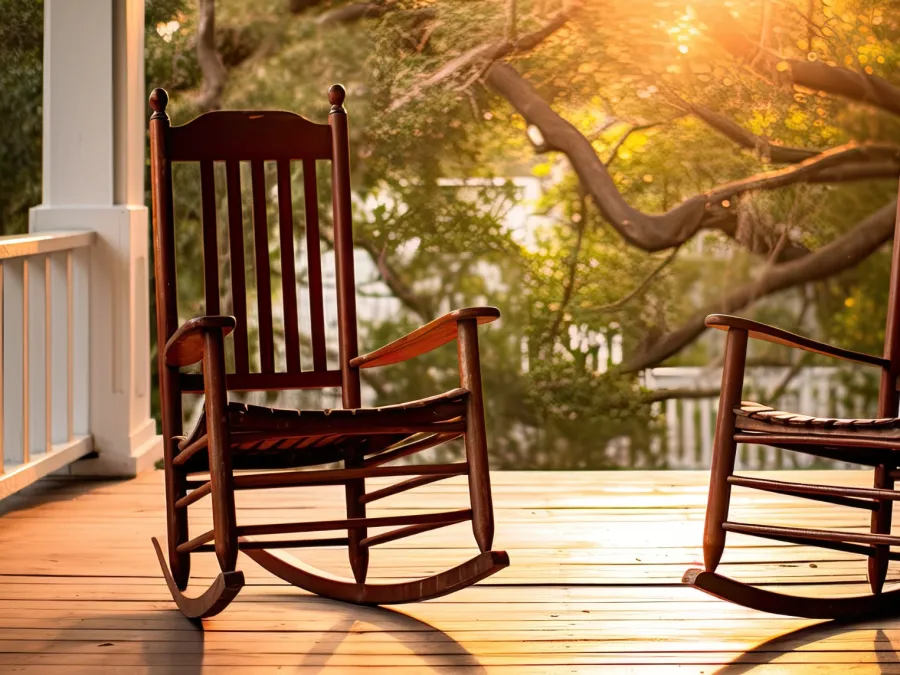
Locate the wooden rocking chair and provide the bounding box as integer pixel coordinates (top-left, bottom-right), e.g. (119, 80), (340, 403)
(684, 192), (900, 619)
(147, 85), (509, 619)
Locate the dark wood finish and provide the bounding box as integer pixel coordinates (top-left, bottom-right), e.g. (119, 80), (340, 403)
(688, 180), (900, 619)
(199, 160), (220, 315)
(303, 158), (328, 372)
(164, 316), (235, 367)
(250, 160), (275, 374)
(148, 85), (506, 618)
(225, 160), (250, 375)
(148, 89), (190, 591)
(352, 308), (500, 368)
(202, 328), (238, 573)
(228, 462), (470, 491)
(362, 432), (463, 468)
(727, 475), (896, 510)
(723, 520), (900, 547)
(179, 370), (342, 392)
(151, 537), (244, 619)
(360, 471), (466, 504)
(703, 328), (747, 572)
(168, 111), (332, 162)
(685, 569), (900, 620)
(329, 89), (368, 583)
(243, 546), (509, 606)
(276, 159), (301, 372)
(360, 512), (474, 548)
(458, 319), (494, 552)
(706, 314), (888, 368)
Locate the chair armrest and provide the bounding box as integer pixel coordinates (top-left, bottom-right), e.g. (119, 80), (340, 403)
(350, 307), (500, 369)
(706, 314), (888, 369)
(165, 316), (236, 367)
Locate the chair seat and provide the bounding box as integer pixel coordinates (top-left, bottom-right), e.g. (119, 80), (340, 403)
(735, 401), (900, 432)
(178, 388), (469, 473)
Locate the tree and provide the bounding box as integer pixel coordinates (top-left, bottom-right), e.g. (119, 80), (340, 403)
(5, 0), (900, 467)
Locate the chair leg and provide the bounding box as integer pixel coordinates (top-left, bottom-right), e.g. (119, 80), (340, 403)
(458, 319), (494, 553)
(869, 464), (894, 594)
(203, 331), (237, 573)
(345, 449), (369, 584)
(703, 329), (748, 572)
(164, 435), (191, 590)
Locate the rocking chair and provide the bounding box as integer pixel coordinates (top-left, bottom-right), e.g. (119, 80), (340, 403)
(684, 193), (900, 619)
(147, 85), (509, 619)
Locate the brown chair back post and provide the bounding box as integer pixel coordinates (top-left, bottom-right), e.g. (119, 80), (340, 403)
(328, 85), (361, 410)
(327, 85), (367, 581)
(869, 182), (900, 593)
(879, 187), (900, 418)
(149, 89), (190, 588)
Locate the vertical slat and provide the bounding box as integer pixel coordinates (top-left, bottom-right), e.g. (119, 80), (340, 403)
(44, 257), (52, 452)
(303, 159), (327, 372)
(48, 252), (68, 444)
(251, 160), (274, 374)
(22, 259), (29, 463)
(67, 252), (73, 441)
(225, 160), (249, 374)
(0, 263), (4, 473)
(277, 159), (301, 373)
(2, 260), (24, 468)
(71, 247), (89, 436)
(200, 160), (220, 315)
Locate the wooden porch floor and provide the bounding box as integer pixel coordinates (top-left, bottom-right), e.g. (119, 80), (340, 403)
(3, 469), (900, 673)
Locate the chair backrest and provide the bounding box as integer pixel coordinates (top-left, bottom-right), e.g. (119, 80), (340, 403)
(148, 85), (362, 414)
(879, 191), (900, 417)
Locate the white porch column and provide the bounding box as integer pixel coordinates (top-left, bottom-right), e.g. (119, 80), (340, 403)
(29, 0), (162, 476)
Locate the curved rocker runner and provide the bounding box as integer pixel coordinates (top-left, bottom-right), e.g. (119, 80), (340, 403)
(147, 85), (509, 619)
(686, 177), (900, 620)
(244, 544), (509, 606)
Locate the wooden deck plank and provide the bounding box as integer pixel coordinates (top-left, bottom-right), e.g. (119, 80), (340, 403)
(1, 469), (900, 672)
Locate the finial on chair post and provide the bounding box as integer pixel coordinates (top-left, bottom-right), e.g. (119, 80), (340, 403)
(149, 88), (170, 121)
(328, 84), (346, 114)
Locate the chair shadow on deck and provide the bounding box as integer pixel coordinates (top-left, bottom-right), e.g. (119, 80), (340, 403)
(717, 616), (900, 673)
(43, 595), (487, 674)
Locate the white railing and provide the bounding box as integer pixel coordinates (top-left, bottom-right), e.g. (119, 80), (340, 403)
(0, 231), (94, 497)
(640, 366), (872, 470)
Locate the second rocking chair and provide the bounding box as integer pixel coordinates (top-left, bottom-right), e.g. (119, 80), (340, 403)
(148, 85), (509, 619)
(685, 189), (900, 620)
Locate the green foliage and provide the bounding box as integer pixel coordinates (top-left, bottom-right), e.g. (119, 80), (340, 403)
(0, 0), (43, 235)
(6, 0), (900, 467)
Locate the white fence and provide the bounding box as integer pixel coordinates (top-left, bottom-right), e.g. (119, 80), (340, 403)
(0, 231), (94, 497)
(634, 366), (873, 470)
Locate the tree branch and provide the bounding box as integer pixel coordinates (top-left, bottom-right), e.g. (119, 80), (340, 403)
(703, 5), (900, 118)
(388, 6), (576, 112)
(355, 238), (434, 321)
(549, 199), (587, 343)
(621, 199), (899, 372)
(316, 1), (395, 25)
(585, 246), (681, 315)
(196, 0), (227, 112)
(486, 62), (899, 261)
(605, 122), (666, 167)
(673, 98), (817, 164)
